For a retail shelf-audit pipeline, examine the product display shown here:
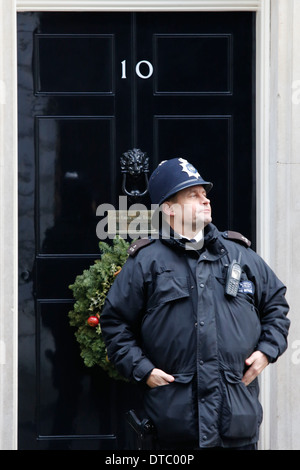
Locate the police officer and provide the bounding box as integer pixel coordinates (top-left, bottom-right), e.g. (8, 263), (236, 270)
(100, 158), (290, 450)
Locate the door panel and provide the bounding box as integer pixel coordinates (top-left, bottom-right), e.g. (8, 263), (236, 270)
(36, 116), (115, 254)
(154, 115), (231, 228)
(36, 34), (115, 94)
(154, 34), (231, 95)
(135, 12), (255, 237)
(18, 11), (255, 449)
(18, 11), (132, 450)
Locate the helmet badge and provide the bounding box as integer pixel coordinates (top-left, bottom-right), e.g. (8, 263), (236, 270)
(178, 158), (200, 179)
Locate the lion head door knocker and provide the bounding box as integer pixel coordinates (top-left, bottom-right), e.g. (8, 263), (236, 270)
(120, 148), (149, 200)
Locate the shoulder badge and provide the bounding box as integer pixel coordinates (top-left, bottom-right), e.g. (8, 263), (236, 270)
(222, 230), (251, 248)
(127, 238), (154, 257)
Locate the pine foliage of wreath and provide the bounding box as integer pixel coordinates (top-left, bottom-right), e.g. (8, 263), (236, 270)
(68, 237), (130, 381)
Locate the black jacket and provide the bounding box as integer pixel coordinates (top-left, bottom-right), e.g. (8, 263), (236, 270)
(100, 224), (290, 448)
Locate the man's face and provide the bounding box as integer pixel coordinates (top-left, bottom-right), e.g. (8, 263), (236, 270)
(163, 185), (212, 234)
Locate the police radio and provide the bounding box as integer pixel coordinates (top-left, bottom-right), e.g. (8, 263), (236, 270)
(225, 252), (242, 297)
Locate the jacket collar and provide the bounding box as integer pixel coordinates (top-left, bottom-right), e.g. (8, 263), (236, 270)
(158, 222), (226, 260)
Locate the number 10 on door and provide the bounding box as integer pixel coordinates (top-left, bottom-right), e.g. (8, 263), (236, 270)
(121, 60), (154, 79)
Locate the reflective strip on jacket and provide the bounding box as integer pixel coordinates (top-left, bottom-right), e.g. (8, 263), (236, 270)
(100, 223), (290, 448)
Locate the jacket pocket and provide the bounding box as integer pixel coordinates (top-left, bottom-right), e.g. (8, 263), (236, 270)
(143, 373), (198, 442)
(220, 369), (262, 440)
(146, 276), (189, 311)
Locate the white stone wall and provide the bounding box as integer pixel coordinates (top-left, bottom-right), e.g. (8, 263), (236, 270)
(0, 0), (18, 451)
(268, 0), (300, 450)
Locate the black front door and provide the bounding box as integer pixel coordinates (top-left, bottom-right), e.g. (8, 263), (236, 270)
(18, 11), (255, 450)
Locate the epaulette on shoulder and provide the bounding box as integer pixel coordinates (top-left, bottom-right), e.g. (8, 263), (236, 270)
(222, 230), (251, 248)
(127, 238), (154, 257)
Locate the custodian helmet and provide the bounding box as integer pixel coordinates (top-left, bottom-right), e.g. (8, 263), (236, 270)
(148, 158), (213, 206)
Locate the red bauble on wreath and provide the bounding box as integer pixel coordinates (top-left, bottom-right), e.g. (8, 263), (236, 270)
(87, 315), (99, 327)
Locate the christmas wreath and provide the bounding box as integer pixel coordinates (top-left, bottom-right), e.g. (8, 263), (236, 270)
(68, 236), (130, 381)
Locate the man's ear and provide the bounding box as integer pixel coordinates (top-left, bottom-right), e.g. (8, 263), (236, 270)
(161, 201), (176, 216)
